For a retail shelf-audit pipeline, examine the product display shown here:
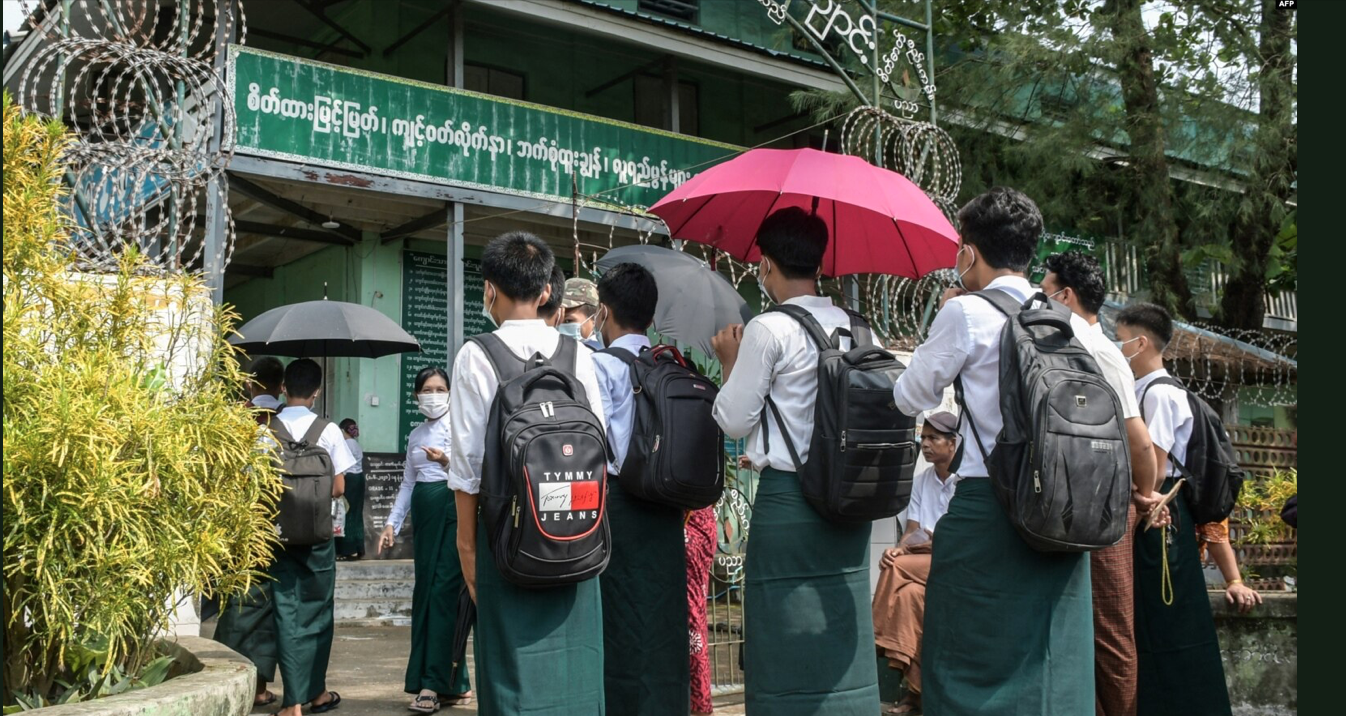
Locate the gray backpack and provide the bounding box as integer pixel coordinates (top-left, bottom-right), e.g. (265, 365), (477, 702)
(268, 416), (336, 546)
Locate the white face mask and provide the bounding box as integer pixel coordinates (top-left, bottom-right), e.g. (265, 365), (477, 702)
(954, 245), (975, 290)
(1113, 336), (1142, 363)
(557, 322), (583, 340)
(481, 282), (498, 329)
(417, 392), (450, 419)
(757, 259), (778, 305)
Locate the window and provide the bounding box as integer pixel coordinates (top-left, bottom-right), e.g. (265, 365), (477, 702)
(463, 64), (525, 101)
(634, 75), (698, 135)
(637, 0), (699, 24)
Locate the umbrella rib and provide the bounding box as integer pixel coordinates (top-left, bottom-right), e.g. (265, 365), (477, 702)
(667, 196), (718, 243)
(891, 216), (921, 278)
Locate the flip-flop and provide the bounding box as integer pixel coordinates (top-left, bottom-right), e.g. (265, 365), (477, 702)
(310, 691), (342, 713)
(884, 697), (922, 715)
(253, 691), (277, 708)
(440, 692), (473, 707)
(408, 694), (440, 713)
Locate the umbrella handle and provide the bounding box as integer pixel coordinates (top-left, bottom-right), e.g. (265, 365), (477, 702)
(651, 344), (688, 367)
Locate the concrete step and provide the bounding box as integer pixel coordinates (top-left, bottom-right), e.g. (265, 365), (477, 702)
(335, 597), (413, 622)
(336, 558), (414, 580)
(334, 578), (415, 601)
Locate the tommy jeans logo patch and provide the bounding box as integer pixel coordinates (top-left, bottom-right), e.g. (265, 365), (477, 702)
(538, 481), (600, 512)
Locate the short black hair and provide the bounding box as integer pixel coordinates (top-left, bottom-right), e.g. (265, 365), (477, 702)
(957, 187), (1042, 272)
(756, 207), (829, 279)
(248, 356), (285, 394)
(283, 358), (323, 399)
(538, 266), (566, 321)
(1117, 302), (1174, 348)
(481, 231), (554, 302)
(414, 366), (450, 393)
(338, 418), (357, 432)
(1044, 251), (1106, 315)
(597, 262), (658, 331)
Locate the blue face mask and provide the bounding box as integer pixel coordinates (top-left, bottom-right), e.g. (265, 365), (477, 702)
(557, 323), (582, 340)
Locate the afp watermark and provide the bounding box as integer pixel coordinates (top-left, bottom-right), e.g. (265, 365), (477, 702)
(1276, 0), (1296, 10)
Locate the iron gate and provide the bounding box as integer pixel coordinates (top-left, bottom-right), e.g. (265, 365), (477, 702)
(707, 443), (757, 695)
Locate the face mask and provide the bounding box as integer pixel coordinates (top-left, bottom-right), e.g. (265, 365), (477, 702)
(481, 283), (498, 329)
(594, 308), (608, 349)
(417, 393), (450, 419)
(954, 245), (975, 290)
(557, 323), (582, 340)
(1114, 336), (1142, 362)
(757, 259), (778, 305)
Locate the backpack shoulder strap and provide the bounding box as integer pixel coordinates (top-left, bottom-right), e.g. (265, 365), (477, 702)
(549, 332), (579, 374)
(267, 413), (296, 445)
(766, 304), (835, 350)
(469, 333), (527, 382)
(969, 288), (1024, 317)
(597, 346), (637, 366)
(840, 307), (875, 347)
(302, 417), (330, 447)
(1138, 376), (1196, 478)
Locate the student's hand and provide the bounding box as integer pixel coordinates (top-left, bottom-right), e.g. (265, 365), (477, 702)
(422, 445), (449, 467)
(939, 286), (966, 309)
(377, 525), (396, 554)
(712, 324), (744, 371)
(1226, 583), (1262, 614)
(880, 547), (905, 569)
(737, 456), (753, 470)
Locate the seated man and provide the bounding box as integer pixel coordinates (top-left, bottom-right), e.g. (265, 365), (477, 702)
(873, 411), (959, 716)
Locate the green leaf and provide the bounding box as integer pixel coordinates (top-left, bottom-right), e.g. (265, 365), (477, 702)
(139, 654), (176, 687)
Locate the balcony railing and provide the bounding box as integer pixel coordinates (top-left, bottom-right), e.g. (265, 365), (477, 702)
(1102, 242), (1297, 329)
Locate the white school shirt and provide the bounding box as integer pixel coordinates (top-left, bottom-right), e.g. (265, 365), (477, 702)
(250, 394), (283, 412)
(386, 416), (450, 534)
(344, 438), (365, 474)
(448, 320), (607, 495)
(712, 295), (852, 472)
(1078, 320), (1141, 420)
(271, 405), (358, 477)
(1135, 368), (1193, 477)
(906, 465), (958, 534)
(893, 276), (1096, 478)
(591, 333), (652, 475)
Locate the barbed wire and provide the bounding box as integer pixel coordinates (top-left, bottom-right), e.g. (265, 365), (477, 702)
(15, 0), (245, 273)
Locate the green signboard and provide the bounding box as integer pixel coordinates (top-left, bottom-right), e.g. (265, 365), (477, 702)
(398, 252), (489, 445)
(229, 46), (739, 209)
(1030, 230), (1105, 283)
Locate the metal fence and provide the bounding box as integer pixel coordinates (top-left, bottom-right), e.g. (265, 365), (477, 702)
(706, 448), (757, 696)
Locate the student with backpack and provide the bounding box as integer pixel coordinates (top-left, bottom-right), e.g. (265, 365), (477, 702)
(376, 366), (473, 713)
(891, 188), (1103, 715)
(267, 358), (356, 716)
(448, 231), (608, 715)
(1116, 303), (1235, 716)
(1042, 251), (1166, 716)
(214, 356), (286, 709)
(711, 207), (883, 715)
(591, 262), (691, 714)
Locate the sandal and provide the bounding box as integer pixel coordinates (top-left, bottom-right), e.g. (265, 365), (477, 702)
(440, 691), (473, 707)
(408, 694), (440, 713)
(310, 691), (341, 713)
(253, 691), (277, 708)
(884, 695), (922, 715)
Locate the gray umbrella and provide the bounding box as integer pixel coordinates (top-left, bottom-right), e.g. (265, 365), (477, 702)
(595, 244), (754, 356)
(229, 300), (421, 358)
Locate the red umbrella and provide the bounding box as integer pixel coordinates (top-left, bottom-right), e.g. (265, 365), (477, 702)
(649, 148), (958, 278)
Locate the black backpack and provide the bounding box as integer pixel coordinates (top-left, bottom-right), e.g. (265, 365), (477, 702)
(955, 290), (1131, 552)
(598, 344), (724, 509)
(763, 305), (917, 524)
(267, 416), (336, 546)
(1140, 377), (1245, 525)
(473, 333), (611, 588)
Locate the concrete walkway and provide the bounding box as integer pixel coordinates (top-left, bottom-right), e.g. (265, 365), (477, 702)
(204, 622), (751, 715)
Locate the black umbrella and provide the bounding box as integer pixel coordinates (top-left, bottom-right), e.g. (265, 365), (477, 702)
(451, 585), (476, 678)
(229, 299), (421, 358)
(595, 245), (754, 356)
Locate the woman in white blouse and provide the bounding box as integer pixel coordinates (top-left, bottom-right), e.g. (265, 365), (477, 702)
(377, 367), (472, 713)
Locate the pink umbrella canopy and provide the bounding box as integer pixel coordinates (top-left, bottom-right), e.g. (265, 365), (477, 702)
(649, 148), (959, 278)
